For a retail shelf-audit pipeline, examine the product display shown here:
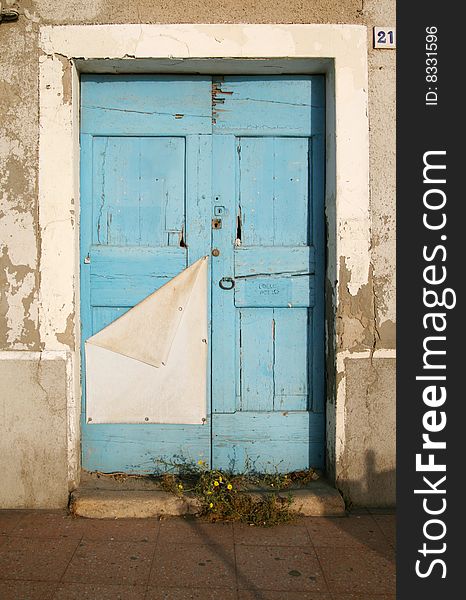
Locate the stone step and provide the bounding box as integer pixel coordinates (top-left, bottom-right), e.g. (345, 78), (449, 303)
(70, 476), (345, 519)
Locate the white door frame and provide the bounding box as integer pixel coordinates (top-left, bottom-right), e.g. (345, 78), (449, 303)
(38, 23), (371, 487)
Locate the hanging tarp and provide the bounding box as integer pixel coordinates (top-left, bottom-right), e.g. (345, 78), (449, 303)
(85, 256), (208, 424)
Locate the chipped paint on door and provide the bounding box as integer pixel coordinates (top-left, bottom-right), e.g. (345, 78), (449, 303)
(80, 74), (325, 474)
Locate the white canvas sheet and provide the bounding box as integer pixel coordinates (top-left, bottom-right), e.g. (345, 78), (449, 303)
(85, 256), (208, 424)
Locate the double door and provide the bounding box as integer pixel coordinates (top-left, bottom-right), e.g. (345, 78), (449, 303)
(80, 74), (325, 473)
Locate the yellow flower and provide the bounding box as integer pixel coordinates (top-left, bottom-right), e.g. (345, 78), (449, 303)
(197, 459), (205, 465)
(219, 476), (223, 483)
(207, 491), (212, 495)
(178, 484), (183, 490)
(227, 483), (233, 490)
(209, 502), (213, 508)
(214, 480), (219, 486)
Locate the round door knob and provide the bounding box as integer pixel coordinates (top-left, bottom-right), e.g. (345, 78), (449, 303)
(212, 248), (220, 257)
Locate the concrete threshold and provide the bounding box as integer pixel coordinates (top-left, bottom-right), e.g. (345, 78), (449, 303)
(70, 472), (346, 519)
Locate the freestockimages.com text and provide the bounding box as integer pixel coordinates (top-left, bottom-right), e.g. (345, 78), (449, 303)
(414, 150), (454, 579)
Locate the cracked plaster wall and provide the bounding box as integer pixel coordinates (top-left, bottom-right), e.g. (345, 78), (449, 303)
(0, 356), (69, 508)
(339, 357), (396, 506)
(1, 0), (396, 354)
(1, 0), (396, 506)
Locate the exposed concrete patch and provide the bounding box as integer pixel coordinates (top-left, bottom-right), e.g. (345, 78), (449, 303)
(19, 285), (38, 347)
(36, 0), (104, 24)
(0, 156), (31, 214)
(22, 3), (41, 25)
(337, 257), (375, 352)
(377, 318), (396, 349)
(56, 310), (75, 348)
(0, 15), (40, 350)
(279, 482), (346, 516)
(0, 209), (37, 268)
(0, 246), (38, 349)
(362, 0), (396, 23)
(0, 247), (33, 290)
(56, 53), (72, 104)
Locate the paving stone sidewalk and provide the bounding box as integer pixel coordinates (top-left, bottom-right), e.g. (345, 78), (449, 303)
(0, 509), (395, 600)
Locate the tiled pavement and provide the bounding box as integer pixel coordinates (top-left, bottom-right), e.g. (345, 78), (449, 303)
(0, 509), (395, 600)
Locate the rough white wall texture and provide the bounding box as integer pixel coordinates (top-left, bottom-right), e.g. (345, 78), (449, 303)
(0, 0), (396, 507)
(339, 357), (396, 506)
(0, 355), (69, 508)
(0, 7), (40, 350)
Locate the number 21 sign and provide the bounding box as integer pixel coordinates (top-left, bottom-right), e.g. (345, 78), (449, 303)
(374, 27), (396, 49)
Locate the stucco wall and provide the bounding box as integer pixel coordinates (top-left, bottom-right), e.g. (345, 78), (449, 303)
(338, 357), (396, 506)
(0, 355), (69, 508)
(0, 0), (396, 507)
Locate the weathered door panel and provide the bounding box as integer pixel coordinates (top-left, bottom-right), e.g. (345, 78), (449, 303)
(212, 411), (325, 473)
(91, 136), (186, 247)
(211, 76), (325, 472)
(81, 74), (212, 136)
(212, 76), (324, 136)
(80, 76), (212, 473)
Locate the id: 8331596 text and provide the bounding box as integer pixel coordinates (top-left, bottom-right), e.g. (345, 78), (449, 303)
(425, 26), (438, 106)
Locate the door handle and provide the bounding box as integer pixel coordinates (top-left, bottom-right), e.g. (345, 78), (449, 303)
(219, 277), (235, 290)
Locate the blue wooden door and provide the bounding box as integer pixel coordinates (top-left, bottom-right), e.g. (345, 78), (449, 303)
(80, 74), (325, 474)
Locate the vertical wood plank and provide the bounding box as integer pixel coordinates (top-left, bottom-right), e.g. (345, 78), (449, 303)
(274, 308), (309, 411)
(185, 135), (212, 264)
(140, 137), (185, 245)
(272, 137), (309, 246)
(103, 137), (141, 246)
(91, 136), (110, 245)
(238, 137), (309, 247)
(310, 133), (325, 413)
(211, 134), (238, 414)
(239, 309), (274, 412)
(238, 137), (274, 246)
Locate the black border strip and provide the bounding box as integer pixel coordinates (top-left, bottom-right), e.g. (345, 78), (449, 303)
(397, 4), (462, 596)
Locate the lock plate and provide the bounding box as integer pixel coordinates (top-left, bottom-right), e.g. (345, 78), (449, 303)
(214, 205), (226, 216)
(212, 218), (222, 229)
